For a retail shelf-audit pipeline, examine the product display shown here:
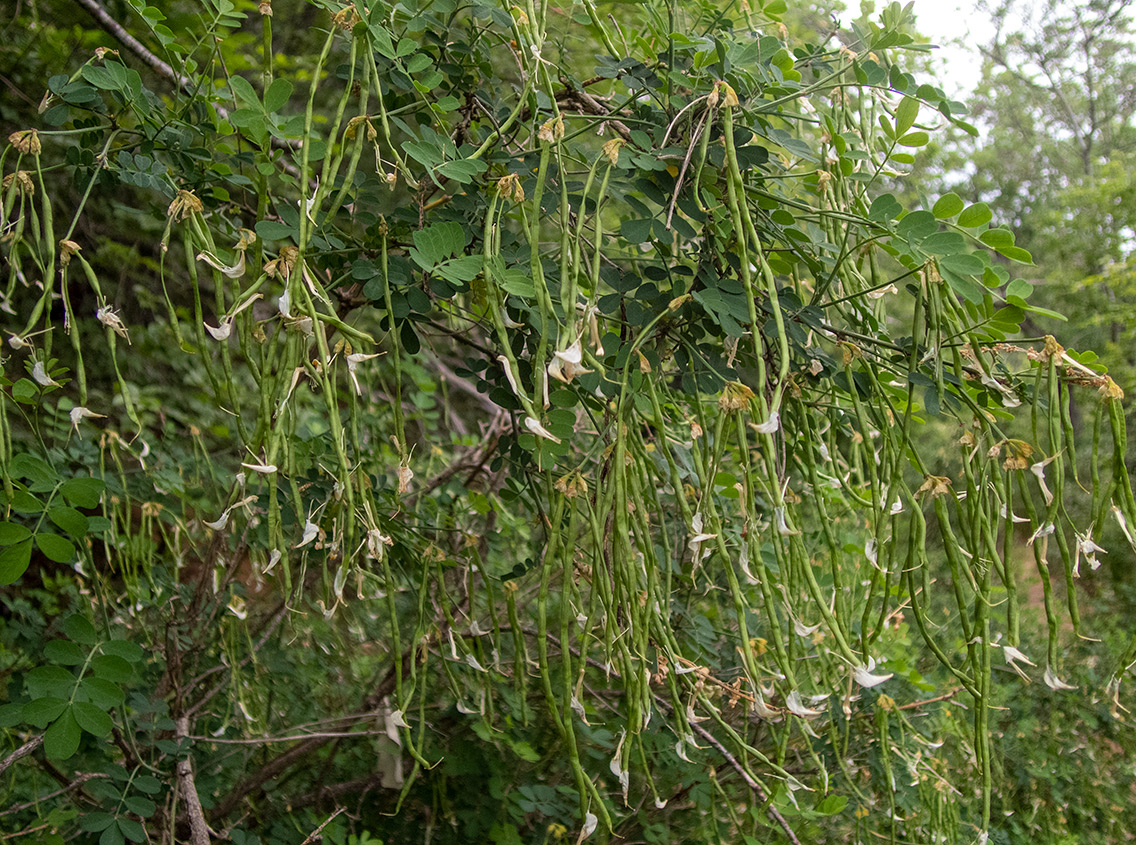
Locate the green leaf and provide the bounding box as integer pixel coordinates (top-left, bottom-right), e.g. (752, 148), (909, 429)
(262, 78), (293, 112)
(958, 202), (993, 228)
(868, 194), (902, 223)
(23, 697), (68, 728)
(997, 245), (1034, 264)
(80, 813), (117, 833)
(435, 158), (487, 184)
(0, 517), (31, 545)
(49, 505), (89, 539)
(939, 253), (985, 276)
(620, 218), (654, 244)
(60, 477), (105, 508)
(255, 220), (296, 241)
(26, 665), (76, 699)
(10, 452), (56, 485)
(932, 193), (964, 219)
(63, 614), (98, 645)
(44, 707), (81, 759)
(229, 74), (260, 109)
(0, 539), (33, 584)
(411, 221), (466, 266)
(979, 227), (1014, 249)
(100, 822), (125, 845)
(134, 775), (162, 795)
(79, 677), (126, 708)
(895, 96), (919, 136)
(36, 532), (77, 563)
(91, 654), (134, 683)
(897, 131), (929, 147)
(118, 818), (146, 843)
(123, 796), (157, 817)
(1006, 279), (1033, 299)
(45, 639), (87, 666)
(73, 701), (113, 736)
(101, 639), (145, 664)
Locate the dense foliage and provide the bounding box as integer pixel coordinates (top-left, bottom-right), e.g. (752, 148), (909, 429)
(2, 0), (1135, 843)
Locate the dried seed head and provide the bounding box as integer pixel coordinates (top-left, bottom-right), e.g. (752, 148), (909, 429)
(9, 130), (41, 156)
(259, 0), (272, 14)
(96, 306), (130, 341)
(167, 189), (203, 221)
(1043, 334), (1064, 359)
(602, 138), (623, 165)
(497, 172), (525, 203)
(264, 245), (299, 278)
(718, 81), (739, 107)
(1100, 376), (1124, 401)
(718, 381), (754, 412)
(332, 7), (360, 29)
(58, 239), (81, 267)
(1001, 439), (1033, 471)
(345, 115), (377, 142)
(537, 116), (564, 144)
(3, 171), (34, 196)
(915, 475), (952, 498)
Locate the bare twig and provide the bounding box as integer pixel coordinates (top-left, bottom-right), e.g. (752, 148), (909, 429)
(175, 716), (213, 845)
(0, 735), (43, 778)
(299, 807), (346, 844)
(0, 772), (110, 817)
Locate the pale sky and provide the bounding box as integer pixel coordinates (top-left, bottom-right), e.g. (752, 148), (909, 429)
(905, 0), (994, 96)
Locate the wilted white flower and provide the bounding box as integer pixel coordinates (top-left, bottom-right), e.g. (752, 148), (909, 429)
(578, 811), (598, 842)
(999, 504), (1029, 523)
(1112, 505), (1136, 551)
(346, 351), (383, 395)
(1043, 666), (1076, 691)
(786, 690), (824, 718)
(794, 619), (821, 637)
(609, 729), (630, 805)
(1030, 454), (1060, 506)
(31, 360), (61, 387)
(754, 410), (780, 434)
(69, 406), (105, 436)
(204, 318), (234, 341)
(366, 527), (392, 559)
(524, 415), (561, 443)
(1073, 531), (1106, 575)
(95, 306), (130, 341)
(547, 339), (592, 383)
(774, 507), (799, 536)
(853, 657), (893, 688)
(196, 250), (247, 278)
(1003, 644), (1036, 680)
(241, 461), (277, 475)
(1027, 522), (1055, 544)
(204, 508), (232, 531)
(296, 519), (319, 548)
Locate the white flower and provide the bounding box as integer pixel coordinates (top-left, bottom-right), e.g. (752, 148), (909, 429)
(774, 507), (799, 536)
(241, 461), (278, 474)
(96, 306), (130, 340)
(1027, 522), (1055, 544)
(1112, 506), (1136, 551)
(853, 657), (893, 688)
(524, 416), (561, 443)
(889, 498), (904, 515)
(69, 406), (105, 436)
(786, 691), (824, 718)
(1043, 666), (1076, 691)
(296, 519), (319, 548)
(578, 812), (598, 843)
(1002, 645), (1035, 680)
(196, 250), (246, 278)
(1030, 454), (1060, 506)
(1074, 531), (1106, 575)
(346, 351), (382, 395)
(999, 504), (1029, 523)
(609, 729), (629, 805)
(497, 354), (525, 402)
(794, 619), (821, 637)
(754, 410), (780, 434)
(865, 538), (880, 569)
(366, 527), (392, 559)
(204, 318), (233, 341)
(32, 360), (60, 387)
(278, 289), (292, 318)
(547, 339), (592, 383)
(204, 508), (232, 531)
(263, 549), (282, 574)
